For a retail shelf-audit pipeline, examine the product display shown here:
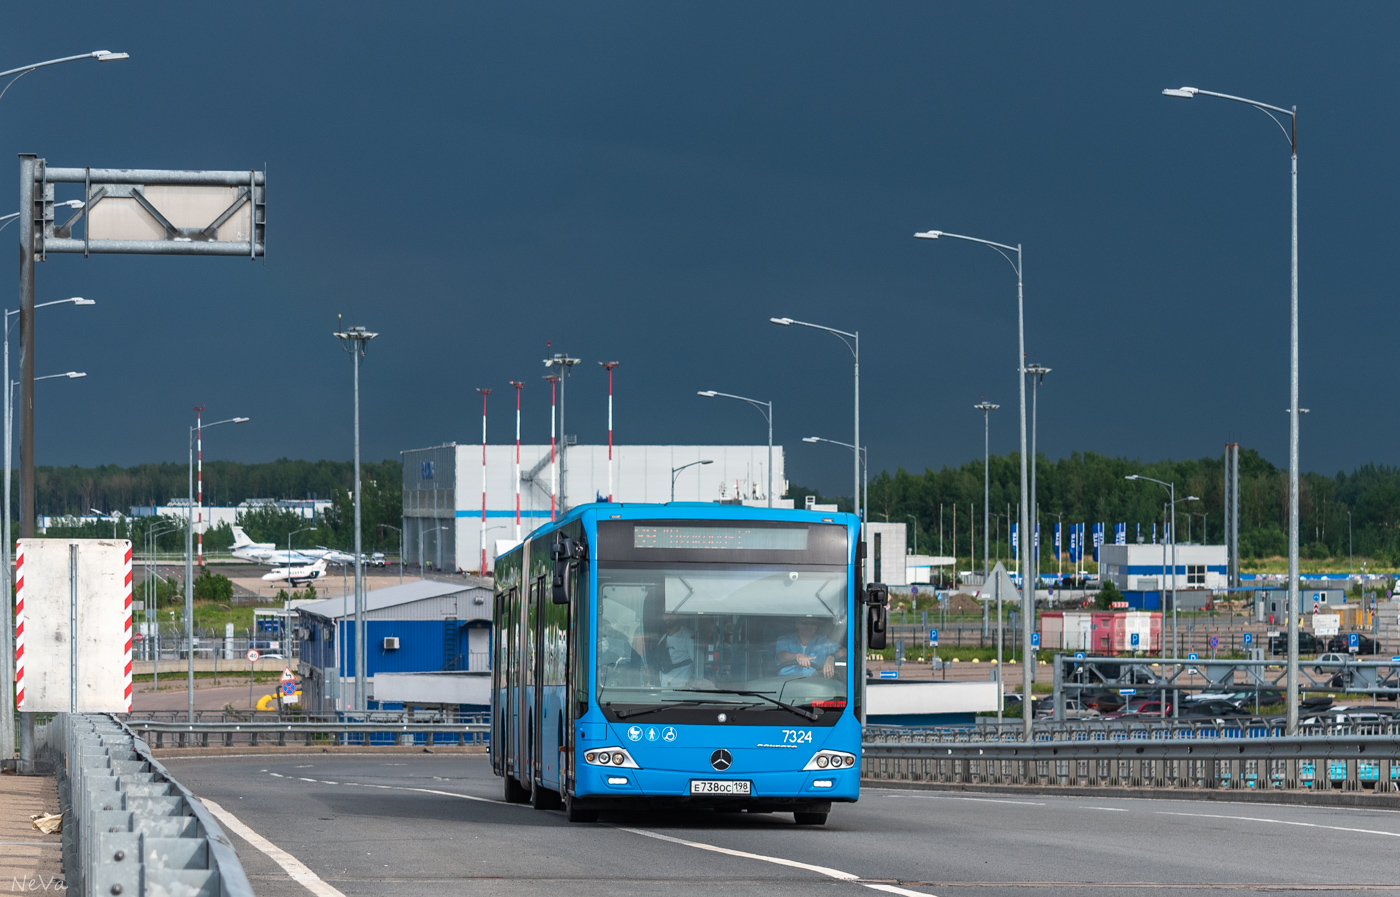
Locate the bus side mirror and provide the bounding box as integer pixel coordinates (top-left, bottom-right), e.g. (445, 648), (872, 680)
(866, 582), (889, 650)
(551, 534), (585, 605)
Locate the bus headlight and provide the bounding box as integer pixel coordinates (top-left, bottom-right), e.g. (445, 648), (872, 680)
(583, 747), (640, 769)
(803, 750), (856, 771)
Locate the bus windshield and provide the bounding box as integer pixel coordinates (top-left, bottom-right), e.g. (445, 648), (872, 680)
(596, 562), (850, 724)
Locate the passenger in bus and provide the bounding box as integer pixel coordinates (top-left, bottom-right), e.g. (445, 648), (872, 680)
(650, 613), (695, 687)
(777, 618), (844, 678)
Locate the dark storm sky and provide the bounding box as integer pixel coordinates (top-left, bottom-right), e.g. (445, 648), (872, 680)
(2, 4), (1395, 497)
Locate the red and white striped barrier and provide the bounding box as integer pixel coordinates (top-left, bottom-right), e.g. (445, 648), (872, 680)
(14, 541), (24, 709)
(123, 544), (133, 711)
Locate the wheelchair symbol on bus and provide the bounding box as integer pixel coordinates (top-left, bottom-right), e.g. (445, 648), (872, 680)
(662, 726), (678, 742)
(627, 726), (643, 742)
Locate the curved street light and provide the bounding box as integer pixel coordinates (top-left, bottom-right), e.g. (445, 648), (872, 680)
(915, 228), (1033, 740)
(1163, 85), (1302, 736)
(771, 317), (859, 519)
(698, 390), (772, 507)
(670, 459), (713, 502)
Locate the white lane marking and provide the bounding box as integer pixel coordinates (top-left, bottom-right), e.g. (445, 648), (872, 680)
(299, 777), (317, 782)
(265, 770), (504, 805)
(269, 772), (284, 777)
(881, 793), (1045, 807)
(1079, 806), (1129, 812)
(1159, 811), (1400, 839)
(200, 798), (347, 897)
(618, 826), (936, 897)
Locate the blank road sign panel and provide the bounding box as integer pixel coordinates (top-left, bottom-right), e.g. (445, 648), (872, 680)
(88, 185), (252, 242)
(16, 538), (132, 712)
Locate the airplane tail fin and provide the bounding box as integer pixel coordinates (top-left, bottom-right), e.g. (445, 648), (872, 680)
(231, 525), (254, 548)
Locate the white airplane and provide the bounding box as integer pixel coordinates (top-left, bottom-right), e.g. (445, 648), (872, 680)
(232, 525), (355, 565)
(261, 558), (327, 587)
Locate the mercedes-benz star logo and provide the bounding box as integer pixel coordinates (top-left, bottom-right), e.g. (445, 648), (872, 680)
(710, 749), (733, 771)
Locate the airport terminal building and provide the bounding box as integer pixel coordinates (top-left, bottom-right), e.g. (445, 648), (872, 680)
(401, 443), (787, 574)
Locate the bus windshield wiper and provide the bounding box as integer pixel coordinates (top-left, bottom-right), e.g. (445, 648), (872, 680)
(611, 699), (736, 720)
(675, 688), (820, 722)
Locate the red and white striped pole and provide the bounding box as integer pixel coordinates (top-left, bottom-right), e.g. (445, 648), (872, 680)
(509, 381), (523, 539)
(600, 362), (618, 502)
(545, 374), (559, 521)
(477, 388), (490, 575)
(195, 405), (205, 567)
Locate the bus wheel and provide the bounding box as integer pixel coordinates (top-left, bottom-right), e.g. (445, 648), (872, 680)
(530, 784), (561, 810)
(503, 775), (529, 804)
(793, 811), (828, 826)
(564, 792), (599, 823)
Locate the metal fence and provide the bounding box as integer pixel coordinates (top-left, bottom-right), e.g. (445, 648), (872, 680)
(869, 713), (1400, 744)
(124, 715), (490, 749)
(46, 713), (254, 897)
(861, 733), (1400, 792)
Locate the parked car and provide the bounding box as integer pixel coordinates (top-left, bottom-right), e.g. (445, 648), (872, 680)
(1269, 631), (1322, 656)
(1314, 652), (1351, 674)
(1325, 633), (1381, 655)
(1103, 698), (1172, 719)
(1179, 699), (1250, 718)
(1033, 697), (1102, 720)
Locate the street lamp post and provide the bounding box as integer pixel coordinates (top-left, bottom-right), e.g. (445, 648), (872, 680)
(916, 228), (1032, 739)
(771, 317), (859, 518)
(1025, 365), (1050, 614)
(800, 436), (866, 520)
(974, 400), (998, 637)
(670, 459), (713, 502)
(11, 52), (129, 548)
(185, 415), (248, 721)
(1163, 85), (1302, 736)
(697, 391), (772, 507)
(1127, 474), (1197, 718)
(334, 324), (376, 713)
(379, 524), (403, 585)
(543, 354), (580, 514)
(4, 369), (84, 761)
(0, 297), (91, 757)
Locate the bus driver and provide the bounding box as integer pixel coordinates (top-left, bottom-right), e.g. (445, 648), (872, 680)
(777, 618), (843, 678)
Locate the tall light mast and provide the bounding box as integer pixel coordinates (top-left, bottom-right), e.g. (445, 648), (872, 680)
(195, 405), (205, 566)
(544, 374), (559, 520)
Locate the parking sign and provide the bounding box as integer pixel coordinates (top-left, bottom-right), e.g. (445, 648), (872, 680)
(1349, 633), (1360, 651)
(928, 628), (939, 647)
(1074, 652), (1085, 659)
(1130, 633), (1140, 647)
(1188, 652), (1199, 660)
(1031, 633), (1040, 647)
(1243, 633), (1253, 646)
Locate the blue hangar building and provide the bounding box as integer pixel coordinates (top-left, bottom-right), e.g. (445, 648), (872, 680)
(296, 578), (492, 714)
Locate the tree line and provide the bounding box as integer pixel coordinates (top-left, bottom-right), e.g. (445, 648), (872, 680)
(806, 447), (1400, 564)
(35, 459), (404, 554)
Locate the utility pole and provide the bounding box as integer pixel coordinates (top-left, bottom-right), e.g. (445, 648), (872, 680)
(334, 323), (377, 712)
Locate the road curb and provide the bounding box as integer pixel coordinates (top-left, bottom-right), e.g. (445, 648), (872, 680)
(150, 744), (488, 759)
(863, 778), (1400, 810)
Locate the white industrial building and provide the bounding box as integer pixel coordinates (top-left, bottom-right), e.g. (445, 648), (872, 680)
(1099, 543), (1228, 592)
(402, 443), (788, 574)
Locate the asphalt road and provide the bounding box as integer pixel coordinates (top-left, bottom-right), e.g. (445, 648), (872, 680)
(162, 752), (1400, 897)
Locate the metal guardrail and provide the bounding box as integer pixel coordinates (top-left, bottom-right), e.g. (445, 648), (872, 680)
(862, 733), (1400, 792)
(870, 712), (1400, 744)
(51, 713), (254, 897)
(125, 709), (487, 724)
(124, 718), (491, 749)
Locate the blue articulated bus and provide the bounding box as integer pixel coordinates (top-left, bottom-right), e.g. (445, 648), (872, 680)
(491, 502), (889, 824)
